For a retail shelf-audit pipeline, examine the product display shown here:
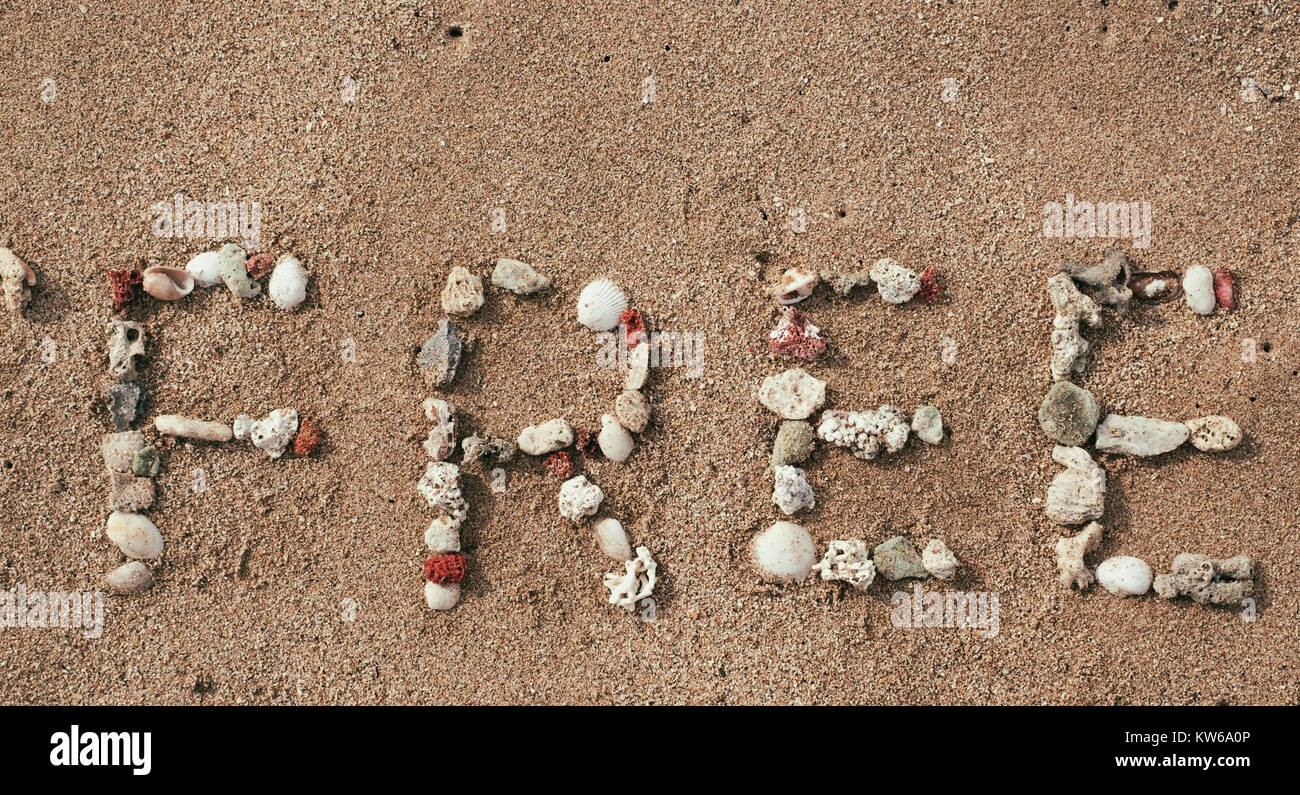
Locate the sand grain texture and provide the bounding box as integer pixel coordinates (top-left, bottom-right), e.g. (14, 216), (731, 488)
(1, 1), (1297, 704)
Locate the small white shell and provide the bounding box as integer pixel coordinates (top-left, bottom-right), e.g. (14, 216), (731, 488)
(105, 511), (164, 560)
(142, 266), (195, 300)
(576, 279), (628, 331)
(268, 254), (307, 310)
(597, 413), (633, 463)
(773, 267), (818, 305)
(424, 581), (461, 611)
(104, 561), (154, 594)
(593, 517), (633, 561)
(185, 251), (222, 287)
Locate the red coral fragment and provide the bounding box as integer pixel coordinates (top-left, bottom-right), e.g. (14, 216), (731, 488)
(424, 553), (467, 585)
(546, 450), (573, 479)
(108, 270), (143, 313)
(293, 419), (321, 455)
(919, 266), (942, 303)
(620, 307), (647, 345)
(768, 307), (826, 361)
(246, 253), (275, 279)
(575, 428), (597, 456)
(1213, 268), (1236, 311)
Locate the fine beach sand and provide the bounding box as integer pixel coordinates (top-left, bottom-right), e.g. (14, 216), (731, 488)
(1, 1), (1297, 705)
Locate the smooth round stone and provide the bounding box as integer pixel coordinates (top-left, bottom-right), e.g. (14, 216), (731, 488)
(105, 511), (163, 560)
(593, 517), (633, 561)
(1038, 382), (1100, 446)
(1182, 266), (1215, 315)
(1096, 556), (1153, 597)
(268, 255), (307, 310)
(752, 521), (816, 583)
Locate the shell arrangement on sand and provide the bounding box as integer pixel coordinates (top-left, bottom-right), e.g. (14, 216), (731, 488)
(1041, 246), (1247, 605)
(96, 251), (320, 595)
(139, 247), (310, 309)
(418, 399), (470, 611)
(576, 279), (628, 331)
(413, 268), (660, 614)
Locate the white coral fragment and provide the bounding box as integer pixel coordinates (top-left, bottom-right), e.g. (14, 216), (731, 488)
(603, 546), (657, 610)
(815, 405), (910, 460)
(422, 398), (458, 460)
(869, 258), (921, 304)
(1045, 445), (1106, 524)
(558, 475), (604, 523)
(249, 408), (299, 459)
(1047, 273), (1103, 381)
(922, 538), (959, 580)
(1056, 521), (1102, 590)
(810, 539), (876, 591)
(771, 465), (815, 515)
(418, 461), (468, 527)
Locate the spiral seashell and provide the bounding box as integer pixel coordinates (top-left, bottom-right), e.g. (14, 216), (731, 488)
(142, 266), (195, 300)
(576, 279), (628, 331)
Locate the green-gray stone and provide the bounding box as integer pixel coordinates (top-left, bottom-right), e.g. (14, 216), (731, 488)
(1038, 381), (1100, 446)
(217, 243), (260, 299)
(771, 420), (816, 467)
(872, 535), (927, 580)
(131, 446), (161, 478)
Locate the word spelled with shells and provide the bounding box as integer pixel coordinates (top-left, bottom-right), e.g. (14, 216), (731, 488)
(753, 254), (957, 601)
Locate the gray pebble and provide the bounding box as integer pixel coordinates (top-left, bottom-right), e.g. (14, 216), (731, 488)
(131, 446), (161, 478)
(771, 420), (815, 467)
(417, 319), (463, 387)
(872, 535), (928, 580)
(1038, 382), (1100, 446)
(106, 381), (145, 431)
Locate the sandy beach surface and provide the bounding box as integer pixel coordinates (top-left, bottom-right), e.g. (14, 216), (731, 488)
(1, 1), (1297, 705)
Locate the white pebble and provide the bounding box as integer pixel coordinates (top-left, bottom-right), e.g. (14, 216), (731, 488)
(752, 520), (816, 583)
(268, 254), (308, 310)
(1095, 556), (1153, 597)
(105, 511), (164, 560)
(593, 517), (633, 561)
(185, 250), (222, 287)
(1182, 265), (1215, 315)
(597, 414), (633, 463)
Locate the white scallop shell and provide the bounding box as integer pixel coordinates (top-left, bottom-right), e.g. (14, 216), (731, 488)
(142, 266), (195, 300)
(576, 279), (628, 331)
(268, 254), (307, 310)
(185, 251), (222, 287)
(424, 581), (461, 610)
